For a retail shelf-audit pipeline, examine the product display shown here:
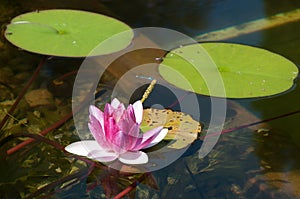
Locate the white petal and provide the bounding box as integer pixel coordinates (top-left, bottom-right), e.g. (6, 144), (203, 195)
(111, 98), (121, 109)
(119, 151), (148, 164)
(88, 150), (118, 162)
(65, 140), (118, 162)
(65, 140), (105, 156)
(143, 128), (168, 149)
(132, 100), (143, 124)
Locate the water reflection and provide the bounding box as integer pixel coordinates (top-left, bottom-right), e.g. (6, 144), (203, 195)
(102, 0), (265, 37)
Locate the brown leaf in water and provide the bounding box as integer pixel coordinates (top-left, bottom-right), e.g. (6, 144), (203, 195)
(142, 108), (201, 150)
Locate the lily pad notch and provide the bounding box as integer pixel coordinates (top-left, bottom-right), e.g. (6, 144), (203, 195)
(5, 9), (134, 57)
(159, 43), (299, 98)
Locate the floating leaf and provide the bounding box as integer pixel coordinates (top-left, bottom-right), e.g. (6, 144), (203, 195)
(159, 43), (299, 98)
(141, 108), (201, 150)
(5, 9), (133, 57)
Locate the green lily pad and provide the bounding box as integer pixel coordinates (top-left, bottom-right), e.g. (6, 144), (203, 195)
(141, 108), (201, 150)
(5, 9), (133, 57)
(159, 43), (299, 98)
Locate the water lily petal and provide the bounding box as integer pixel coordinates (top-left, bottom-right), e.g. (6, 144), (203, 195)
(110, 98), (125, 122)
(126, 104), (137, 124)
(89, 105), (104, 129)
(142, 126), (163, 139)
(119, 151), (148, 164)
(111, 98), (126, 112)
(132, 126), (163, 150)
(109, 130), (128, 154)
(126, 123), (140, 142)
(104, 116), (120, 144)
(143, 128), (168, 149)
(104, 103), (115, 117)
(89, 115), (111, 150)
(88, 149), (118, 162)
(132, 100), (143, 124)
(111, 98), (121, 109)
(118, 108), (136, 133)
(112, 125), (140, 151)
(65, 140), (106, 156)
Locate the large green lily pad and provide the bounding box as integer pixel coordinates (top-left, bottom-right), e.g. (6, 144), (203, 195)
(141, 108), (201, 150)
(159, 43), (299, 98)
(5, 9), (133, 57)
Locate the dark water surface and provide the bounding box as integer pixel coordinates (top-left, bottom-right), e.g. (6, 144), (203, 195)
(1, 0), (300, 198)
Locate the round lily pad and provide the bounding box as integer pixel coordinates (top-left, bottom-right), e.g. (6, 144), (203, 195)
(5, 9), (133, 57)
(141, 108), (201, 150)
(159, 43), (299, 98)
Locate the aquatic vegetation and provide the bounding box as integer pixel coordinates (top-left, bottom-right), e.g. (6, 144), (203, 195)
(65, 98), (168, 164)
(2, 3), (300, 198)
(4, 9), (134, 57)
(159, 43), (299, 98)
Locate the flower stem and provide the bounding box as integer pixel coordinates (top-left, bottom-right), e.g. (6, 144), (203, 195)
(141, 79), (156, 103)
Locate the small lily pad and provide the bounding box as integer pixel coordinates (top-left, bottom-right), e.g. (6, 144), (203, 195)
(159, 43), (299, 98)
(5, 9), (133, 57)
(141, 108), (201, 150)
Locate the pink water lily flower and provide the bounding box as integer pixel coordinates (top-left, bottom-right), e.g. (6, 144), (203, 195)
(65, 98), (168, 164)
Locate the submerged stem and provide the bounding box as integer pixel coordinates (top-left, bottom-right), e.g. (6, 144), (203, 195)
(0, 57), (46, 131)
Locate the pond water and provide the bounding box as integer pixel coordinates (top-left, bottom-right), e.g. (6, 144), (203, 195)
(1, 0), (300, 198)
